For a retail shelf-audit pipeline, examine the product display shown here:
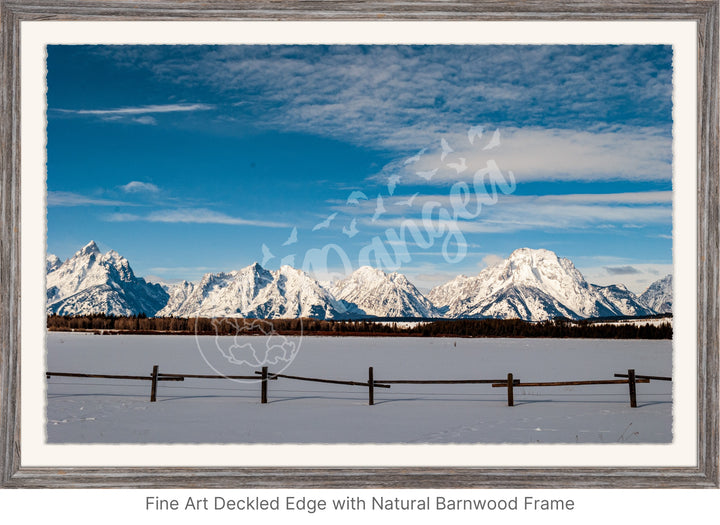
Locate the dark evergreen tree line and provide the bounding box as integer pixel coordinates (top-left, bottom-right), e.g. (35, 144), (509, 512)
(47, 314), (672, 339)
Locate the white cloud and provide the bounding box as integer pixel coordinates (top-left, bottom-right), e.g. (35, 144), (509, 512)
(120, 181), (160, 193)
(47, 191), (133, 207)
(133, 116), (157, 125)
(387, 126), (672, 184)
(105, 208), (289, 228)
(481, 254), (504, 268)
(104, 212), (139, 221)
(58, 103), (215, 116)
(355, 191), (671, 234)
(535, 191), (672, 204)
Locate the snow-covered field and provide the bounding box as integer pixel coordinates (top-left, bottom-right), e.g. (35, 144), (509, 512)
(46, 332), (672, 444)
(583, 317), (672, 327)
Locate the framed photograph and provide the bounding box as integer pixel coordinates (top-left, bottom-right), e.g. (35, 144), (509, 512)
(1, 1), (717, 488)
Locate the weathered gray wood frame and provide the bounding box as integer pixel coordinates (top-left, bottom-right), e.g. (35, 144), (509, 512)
(1, 0), (717, 488)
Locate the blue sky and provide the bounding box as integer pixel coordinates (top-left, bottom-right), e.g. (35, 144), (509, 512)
(46, 45), (673, 293)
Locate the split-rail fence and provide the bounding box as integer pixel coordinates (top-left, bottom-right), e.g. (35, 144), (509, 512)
(46, 366), (670, 407)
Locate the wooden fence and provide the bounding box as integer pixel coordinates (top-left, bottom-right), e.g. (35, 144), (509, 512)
(491, 370), (652, 407)
(46, 366), (669, 407)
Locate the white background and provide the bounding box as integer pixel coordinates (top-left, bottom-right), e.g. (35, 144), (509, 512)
(1, 488), (719, 523)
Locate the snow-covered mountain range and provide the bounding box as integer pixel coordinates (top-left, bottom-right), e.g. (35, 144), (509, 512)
(155, 263), (347, 320)
(46, 242), (673, 321)
(428, 248), (657, 321)
(638, 274), (673, 314)
(46, 241), (168, 317)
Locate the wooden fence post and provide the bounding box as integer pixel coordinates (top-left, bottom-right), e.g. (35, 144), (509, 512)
(368, 367), (374, 406)
(507, 373), (514, 407)
(628, 369), (637, 408)
(261, 366), (268, 404)
(150, 365), (159, 402)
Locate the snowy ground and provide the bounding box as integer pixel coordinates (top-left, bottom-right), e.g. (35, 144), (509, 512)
(46, 332), (672, 444)
(583, 317), (672, 327)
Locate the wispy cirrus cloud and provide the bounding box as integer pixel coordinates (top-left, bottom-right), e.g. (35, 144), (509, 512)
(47, 191), (135, 207)
(82, 45), (672, 150)
(55, 103), (215, 116)
(533, 191), (672, 204)
(105, 208), (289, 228)
(360, 191), (671, 234)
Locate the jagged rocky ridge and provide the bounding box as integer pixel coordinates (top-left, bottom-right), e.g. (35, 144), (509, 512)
(638, 274), (673, 314)
(330, 266), (439, 318)
(46, 241), (168, 317)
(46, 242), (672, 321)
(155, 263), (348, 320)
(428, 248), (657, 321)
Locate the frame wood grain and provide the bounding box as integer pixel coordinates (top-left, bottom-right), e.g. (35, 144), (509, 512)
(1, 0), (717, 488)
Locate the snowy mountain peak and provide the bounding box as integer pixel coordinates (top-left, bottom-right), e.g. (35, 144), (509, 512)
(278, 264), (303, 275)
(507, 248), (566, 268)
(46, 242), (168, 317)
(46, 254), (62, 273)
(508, 247), (556, 261)
(430, 248), (652, 322)
(331, 265), (438, 318)
(354, 265), (382, 275)
(639, 274), (672, 313)
(157, 262), (347, 320)
(352, 265), (414, 284)
(245, 261), (264, 272)
(78, 240), (101, 257)
(489, 248), (589, 301)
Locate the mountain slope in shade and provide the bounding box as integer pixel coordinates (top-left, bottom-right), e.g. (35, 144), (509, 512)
(157, 263), (348, 320)
(46, 254), (62, 273)
(639, 274), (673, 313)
(591, 283), (654, 317)
(46, 241), (168, 316)
(158, 280), (196, 315)
(330, 266), (439, 318)
(429, 248), (655, 322)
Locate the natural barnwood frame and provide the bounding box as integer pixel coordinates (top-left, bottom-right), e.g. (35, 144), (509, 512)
(0, 0), (717, 488)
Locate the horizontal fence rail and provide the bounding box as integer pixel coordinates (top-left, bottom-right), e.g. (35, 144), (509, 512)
(46, 366), (184, 402)
(46, 366), (666, 407)
(376, 379), (520, 384)
(159, 373), (278, 380)
(493, 379), (650, 387)
(491, 369), (651, 407)
(255, 368), (391, 405)
(614, 373), (672, 381)
(46, 372), (183, 382)
(255, 370), (391, 389)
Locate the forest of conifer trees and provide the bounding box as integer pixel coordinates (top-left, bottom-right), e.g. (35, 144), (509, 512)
(46, 314), (672, 339)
